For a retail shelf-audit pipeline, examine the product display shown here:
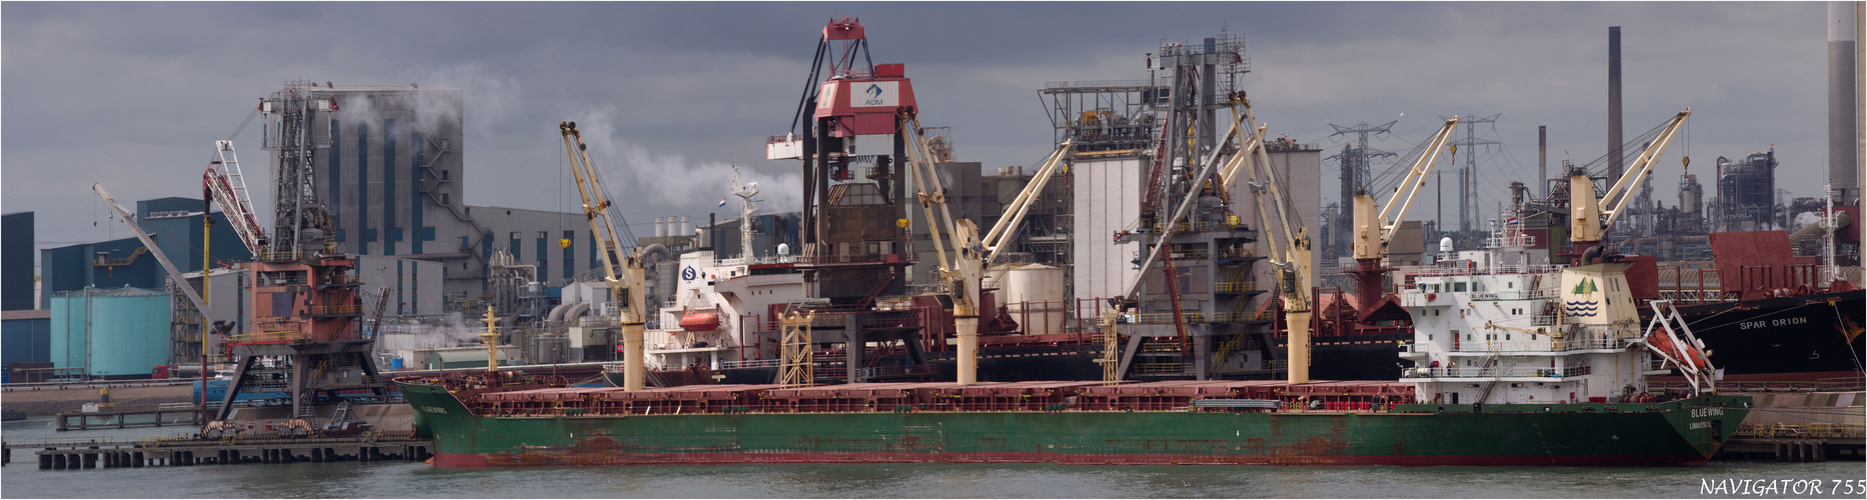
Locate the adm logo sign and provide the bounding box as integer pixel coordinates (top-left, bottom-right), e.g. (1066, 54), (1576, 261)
(858, 81), (898, 107)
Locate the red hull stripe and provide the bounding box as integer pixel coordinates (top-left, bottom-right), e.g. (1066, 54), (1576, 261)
(430, 451), (1710, 468)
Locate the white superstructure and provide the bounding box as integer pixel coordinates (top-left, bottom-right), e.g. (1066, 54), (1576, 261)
(642, 250), (805, 371)
(1399, 218), (1668, 405)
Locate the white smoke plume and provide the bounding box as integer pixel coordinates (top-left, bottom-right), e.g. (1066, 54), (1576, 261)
(1792, 211), (1822, 232)
(567, 104), (802, 214)
(375, 311), (489, 353)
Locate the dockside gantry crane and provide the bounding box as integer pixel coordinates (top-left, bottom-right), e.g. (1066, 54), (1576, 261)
(1347, 117), (1459, 318)
(560, 121), (651, 390)
(1569, 109), (1690, 263)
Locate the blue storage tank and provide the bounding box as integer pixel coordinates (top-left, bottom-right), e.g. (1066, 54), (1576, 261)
(51, 286), (171, 378)
(390, 357), (404, 370)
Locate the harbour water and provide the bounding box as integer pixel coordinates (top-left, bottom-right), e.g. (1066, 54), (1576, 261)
(3, 416), (1859, 498)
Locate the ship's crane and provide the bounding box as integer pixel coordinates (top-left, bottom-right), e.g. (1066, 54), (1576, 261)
(898, 110), (983, 385)
(201, 140), (269, 255)
(1217, 95), (1320, 384)
(1569, 109), (1690, 262)
(978, 139), (1073, 265)
(560, 122), (650, 390)
(1346, 117), (1459, 317)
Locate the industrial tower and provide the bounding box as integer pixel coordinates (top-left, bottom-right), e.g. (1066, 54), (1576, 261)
(213, 82), (383, 424)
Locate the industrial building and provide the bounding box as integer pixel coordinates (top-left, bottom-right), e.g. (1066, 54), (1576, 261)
(275, 82), (598, 300)
(1712, 149), (1782, 232)
(3, 212), (33, 311)
(37, 197), (251, 309)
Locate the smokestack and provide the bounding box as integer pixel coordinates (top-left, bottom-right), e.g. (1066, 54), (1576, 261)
(681, 216), (692, 238)
(1829, 2), (1859, 203)
(1609, 26), (1624, 182)
(1539, 126), (1548, 199)
(654, 217), (666, 238)
(665, 217), (678, 240)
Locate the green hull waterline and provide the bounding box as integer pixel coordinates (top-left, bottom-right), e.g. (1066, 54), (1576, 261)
(398, 381), (1750, 467)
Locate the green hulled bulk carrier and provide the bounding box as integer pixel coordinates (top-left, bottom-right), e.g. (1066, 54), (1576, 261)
(399, 376), (1747, 466)
(397, 226), (1752, 467)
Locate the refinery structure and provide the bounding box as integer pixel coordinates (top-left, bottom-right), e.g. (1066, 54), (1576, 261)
(0, 8), (1861, 457)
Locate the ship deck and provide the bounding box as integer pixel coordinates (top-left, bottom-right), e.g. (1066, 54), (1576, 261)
(403, 375), (1416, 416)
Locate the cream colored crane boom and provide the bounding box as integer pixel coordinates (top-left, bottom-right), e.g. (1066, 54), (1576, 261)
(978, 139), (1073, 264)
(1218, 95), (1315, 383)
(899, 110), (985, 385)
(1350, 117), (1459, 260)
(1216, 95), (1267, 196)
(1571, 109), (1690, 244)
(559, 122), (648, 390)
(93, 183), (214, 322)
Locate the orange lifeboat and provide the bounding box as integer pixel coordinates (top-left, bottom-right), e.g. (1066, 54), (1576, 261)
(1646, 330), (1710, 372)
(679, 312), (721, 332)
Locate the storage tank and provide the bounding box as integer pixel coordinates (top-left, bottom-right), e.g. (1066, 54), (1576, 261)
(1001, 264), (1066, 335)
(51, 286), (171, 379)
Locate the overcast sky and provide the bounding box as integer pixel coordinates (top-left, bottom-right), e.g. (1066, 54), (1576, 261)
(2, 2), (1840, 271)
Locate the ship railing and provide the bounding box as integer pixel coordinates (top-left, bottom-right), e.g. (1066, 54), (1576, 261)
(1468, 289), (1560, 301)
(1658, 378), (1865, 393)
(1817, 376), (1866, 391)
(1483, 234), (1536, 249)
(1131, 362), (1193, 376)
(1530, 315), (1558, 326)
(1128, 310), (1273, 324)
(1412, 267), (1476, 277)
(794, 253), (893, 265)
(1557, 335), (1630, 351)
(720, 359), (781, 370)
(1407, 365), (1590, 378)
(1456, 340), (1554, 353)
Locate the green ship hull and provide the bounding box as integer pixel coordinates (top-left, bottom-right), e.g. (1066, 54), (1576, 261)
(399, 379), (1750, 467)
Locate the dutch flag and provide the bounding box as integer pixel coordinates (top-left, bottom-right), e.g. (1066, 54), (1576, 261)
(1507, 217), (1520, 225)
(718, 198), (728, 208)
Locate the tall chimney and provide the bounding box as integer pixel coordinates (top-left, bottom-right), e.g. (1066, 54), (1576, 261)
(1539, 126), (1548, 199)
(1829, 2), (1859, 203)
(653, 217), (666, 238)
(1608, 26), (1624, 182)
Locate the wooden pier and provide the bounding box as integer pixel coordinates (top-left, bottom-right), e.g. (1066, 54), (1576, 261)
(2, 433), (432, 470)
(55, 405), (202, 431)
